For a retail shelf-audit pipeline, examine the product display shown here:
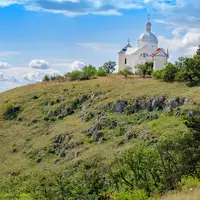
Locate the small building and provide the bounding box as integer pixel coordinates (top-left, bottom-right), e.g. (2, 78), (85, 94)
(151, 48), (169, 71)
(118, 19), (169, 72)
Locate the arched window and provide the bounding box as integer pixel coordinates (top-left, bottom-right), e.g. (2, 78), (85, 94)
(140, 53), (149, 58)
(125, 58), (127, 64)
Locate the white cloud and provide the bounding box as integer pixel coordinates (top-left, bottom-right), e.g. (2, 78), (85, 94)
(0, 66), (59, 92)
(0, 62), (12, 69)
(70, 61), (85, 71)
(144, 0), (200, 61)
(53, 60), (86, 72)
(0, 0), (144, 16)
(29, 59), (50, 69)
(158, 30), (200, 61)
(0, 52), (21, 57)
(0, 0), (22, 7)
(22, 71), (55, 82)
(0, 72), (9, 81)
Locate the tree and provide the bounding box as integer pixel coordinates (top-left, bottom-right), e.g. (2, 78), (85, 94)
(83, 65), (97, 78)
(182, 55), (200, 82)
(118, 66), (133, 78)
(135, 62), (153, 78)
(102, 61), (116, 74)
(65, 70), (82, 81)
(43, 75), (50, 82)
(152, 69), (164, 80)
(96, 67), (107, 77)
(162, 63), (178, 82)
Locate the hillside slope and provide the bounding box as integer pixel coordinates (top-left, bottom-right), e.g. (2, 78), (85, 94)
(0, 76), (200, 199)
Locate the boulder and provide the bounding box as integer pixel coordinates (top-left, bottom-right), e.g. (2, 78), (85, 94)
(91, 132), (103, 142)
(113, 101), (127, 113)
(55, 135), (63, 144)
(60, 149), (66, 157)
(170, 98), (180, 108)
(89, 122), (102, 135)
(187, 110), (195, 117)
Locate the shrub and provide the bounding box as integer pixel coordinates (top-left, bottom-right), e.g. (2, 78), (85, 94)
(118, 66), (133, 78)
(152, 70), (164, 79)
(113, 192), (134, 200)
(179, 176), (200, 190)
(32, 95), (39, 100)
(162, 63), (178, 82)
(96, 67), (107, 77)
(135, 62), (153, 78)
(43, 75), (50, 82)
(3, 103), (21, 120)
(153, 55), (200, 86)
(65, 70), (82, 81)
(83, 65), (97, 78)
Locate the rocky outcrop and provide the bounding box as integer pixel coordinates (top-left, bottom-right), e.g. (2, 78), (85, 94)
(88, 116), (117, 142)
(45, 95), (90, 121)
(113, 101), (128, 113)
(109, 97), (194, 115)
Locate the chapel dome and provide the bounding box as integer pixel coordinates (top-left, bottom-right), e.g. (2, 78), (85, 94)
(138, 32), (158, 44)
(138, 19), (158, 44)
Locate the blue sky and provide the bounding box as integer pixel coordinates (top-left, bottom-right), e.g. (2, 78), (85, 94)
(0, 0), (200, 91)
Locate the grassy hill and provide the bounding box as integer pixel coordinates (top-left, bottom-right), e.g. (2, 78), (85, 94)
(0, 76), (200, 199)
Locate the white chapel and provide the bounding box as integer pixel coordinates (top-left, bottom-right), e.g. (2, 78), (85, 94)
(118, 19), (169, 72)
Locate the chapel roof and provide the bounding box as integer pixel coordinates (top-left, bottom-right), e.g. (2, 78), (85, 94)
(151, 48), (169, 57)
(138, 32), (158, 44)
(118, 43), (132, 54)
(138, 19), (158, 44)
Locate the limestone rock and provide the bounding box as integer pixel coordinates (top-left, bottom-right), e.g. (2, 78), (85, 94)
(113, 101), (128, 113)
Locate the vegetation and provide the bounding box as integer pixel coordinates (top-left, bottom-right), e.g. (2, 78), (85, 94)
(102, 61), (116, 74)
(135, 62), (153, 78)
(1, 76), (200, 199)
(43, 62), (112, 82)
(96, 67), (107, 77)
(153, 55), (200, 86)
(118, 66), (133, 78)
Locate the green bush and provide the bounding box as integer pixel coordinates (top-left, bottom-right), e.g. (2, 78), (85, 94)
(43, 75), (50, 82)
(96, 67), (107, 77)
(135, 62), (153, 78)
(112, 190), (150, 200)
(118, 66), (133, 78)
(65, 70), (82, 81)
(153, 55), (200, 86)
(83, 65), (97, 77)
(113, 192), (134, 200)
(162, 63), (178, 82)
(152, 70), (164, 79)
(3, 103), (21, 120)
(179, 176), (200, 190)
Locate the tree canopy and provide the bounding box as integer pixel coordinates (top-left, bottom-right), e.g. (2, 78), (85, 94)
(102, 61), (116, 74)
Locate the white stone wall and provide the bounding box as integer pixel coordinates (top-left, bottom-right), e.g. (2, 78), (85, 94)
(129, 46), (154, 72)
(118, 54), (127, 71)
(153, 56), (167, 70)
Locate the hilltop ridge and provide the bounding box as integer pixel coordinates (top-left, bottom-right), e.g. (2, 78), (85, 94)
(0, 76), (200, 199)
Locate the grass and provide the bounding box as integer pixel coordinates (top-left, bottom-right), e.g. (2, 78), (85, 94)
(0, 76), (199, 176)
(160, 185), (200, 200)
